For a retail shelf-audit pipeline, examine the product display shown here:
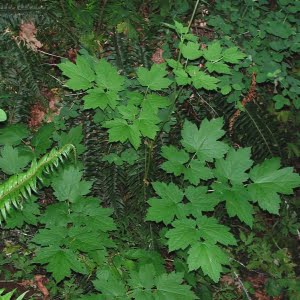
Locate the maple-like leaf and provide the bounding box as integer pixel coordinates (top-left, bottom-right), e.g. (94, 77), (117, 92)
(214, 147), (253, 184)
(93, 269), (128, 299)
(104, 118), (141, 149)
(155, 272), (196, 299)
(0, 145), (31, 174)
(58, 55), (95, 90)
(71, 198), (116, 232)
(181, 41), (202, 60)
(191, 71), (219, 90)
(146, 182), (186, 225)
(33, 246), (87, 282)
(94, 59), (125, 92)
(52, 166), (93, 202)
(183, 159), (214, 185)
(161, 145), (189, 176)
(222, 47), (246, 64)
(181, 118), (229, 162)
(248, 158), (300, 214)
(196, 216), (237, 246)
(185, 186), (220, 216)
(83, 88), (119, 110)
(203, 42), (222, 61)
(187, 241), (229, 282)
(5, 196), (40, 229)
(213, 183), (254, 227)
(166, 219), (200, 251)
(137, 63), (172, 91)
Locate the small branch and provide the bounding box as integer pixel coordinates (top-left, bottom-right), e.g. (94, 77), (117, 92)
(233, 271), (252, 300)
(37, 49), (66, 59)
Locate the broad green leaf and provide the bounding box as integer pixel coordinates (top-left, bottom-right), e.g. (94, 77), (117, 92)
(32, 226), (68, 246)
(181, 118), (229, 161)
(214, 148), (253, 184)
(31, 123), (54, 156)
(102, 153), (123, 165)
(203, 42), (222, 61)
(67, 226), (112, 252)
(104, 119), (141, 149)
(166, 219), (200, 251)
(0, 124), (29, 146)
(222, 47), (246, 64)
(118, 105), (139, 121)
(187, 242), (229, 282)
(185, 186), (220, 215)
(181, 41), (202, 60)
(141, 94), (171, 113)
(155, 272), (196, 300)
(0, 109), (7, 122)
(52, 166), (93, 202)
(214, 183), (254, 227)
(34, 246), (87, 282)
(83, 88), (119, 110)
(248, 158), (300, 214)
(173, 68), (192, 85)
(39, 203), (70, 227)
(0, 145), (31, 174)
(266, 21), (294, 39)
(93, 270), (128, 298)
(58, 125), (85, 155)
(206, 62), (231, 74)
(95, 59), (125, 92)
(135, 109), (160, 139)
(137, 64), (172, 91)
(161, 145), (189, 176)
(71, 198), (116, 232)
(128, 264), (156, 290)
(192, 71), (219, 90)
(273, 95), (290, 110)
(120, 148), (139, 165)
(5, 197), (40, 229)
(183, 159), (214, 185)
(146, 182), (185, 225)
(196, 216), (237, 246)
(58, 55), (95, 90)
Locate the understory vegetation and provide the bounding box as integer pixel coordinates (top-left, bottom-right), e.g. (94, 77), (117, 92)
(0, 0), (300, 299)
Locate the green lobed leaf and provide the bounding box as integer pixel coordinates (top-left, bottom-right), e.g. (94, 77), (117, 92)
(214, 147), (253, 184)
(161, 145), (189, 176)
(52, 166), (93, 202)
(137, 63), (172, 91)
(0, 145), (31, 175)
(196, 216), (237, 246)
(155, 272), (197, 299)
(203, 42), (222, 61)
(104, 118), (141, 149)
(248, 158), (300, 214)
(146, 182), (186, 225)
(33, 246), (87, 282)
(58, 55), (95, 91)
(181, 118), (229, 162)
(185, 186), (220, 216)
(222, 47), (246, 64)
(181, 41), (202, 60)
(187, 242), (229, 282)
(166, 219), (200, 251)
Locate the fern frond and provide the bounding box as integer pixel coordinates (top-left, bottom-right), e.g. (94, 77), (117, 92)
(0, 143), (75, 222)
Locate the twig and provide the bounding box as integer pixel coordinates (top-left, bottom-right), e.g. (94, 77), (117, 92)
(37, 49), (66, 59)
(233, 271), (252, 300)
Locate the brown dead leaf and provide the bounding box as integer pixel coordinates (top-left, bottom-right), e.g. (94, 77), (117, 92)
(151, 48), (165, 64)
(19, 22), (43, 51)
(34, 275), (49, 300)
